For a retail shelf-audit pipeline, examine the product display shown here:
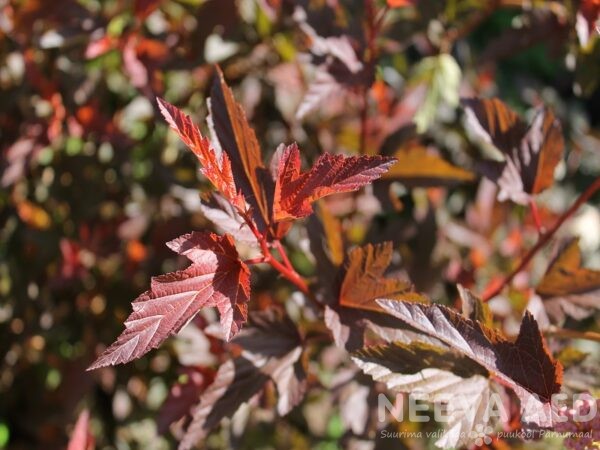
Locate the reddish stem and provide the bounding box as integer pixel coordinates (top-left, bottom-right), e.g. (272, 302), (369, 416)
(529, 198), (544, 235)
(274, 240), (294, 271)
(358, 1), (388, 155)
(481, 177), (600, 302)
(243, 215), (323, 310)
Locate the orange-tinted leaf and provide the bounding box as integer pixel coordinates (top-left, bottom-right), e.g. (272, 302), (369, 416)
(339, 242), (426, 312)
(88, 232), (250, 369)
(387, 0), (415, 7)
(536, 238), (600, 321)
(157, 98), (244, 210)
(537, 239), (600, 296)
(377, 300), (563, 426)
(383, 144), (475, 186)
(208, 66), (271, 231)
(273, 143), (395, 221)
(17, 200), (51, 229)
(462, 98), (564, 204)
(316, 201), (344, 267)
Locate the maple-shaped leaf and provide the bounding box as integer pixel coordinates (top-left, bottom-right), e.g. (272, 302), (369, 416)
(157, 98), (244, 210)
(339, 241), (427, 313)
(179, 310), (306, 450)
(462, 97), (564, 205)
(88, 232), (250, 370)
(536, 238), (600, 322)
(273, 143), (395, 221)
(353, 342), (497, 449)
(207, 66), (272, 231)
(375, 300), (563, 426)
(383, 144), (475, 186)
(67, 409), (94, 450)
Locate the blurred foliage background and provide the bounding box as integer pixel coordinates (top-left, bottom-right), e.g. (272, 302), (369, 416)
(1, 0), (599, 449)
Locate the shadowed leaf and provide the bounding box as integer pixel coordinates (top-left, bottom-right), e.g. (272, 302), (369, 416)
(353, 343), (494, 449)
(462, 97), (564, 204)
(179, 310), (306, 449)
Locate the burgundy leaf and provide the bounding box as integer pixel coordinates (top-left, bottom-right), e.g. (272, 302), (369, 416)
(179, 310), (306, 449)
(207, 66), (272, 231)
(462, 97), (564, 205)
(88, 232), (250, 369)
(158, 368), (210, 435)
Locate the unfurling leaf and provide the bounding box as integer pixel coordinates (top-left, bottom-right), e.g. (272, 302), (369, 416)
(536, 238), (600, 322)
(273, 143), (395, 221)
(376, 300), (563, 427)
(462, 97), (564, 205)
(339, 241), (427, 312)
(88, 232), (250, 370)
(179, 310), (306, 450)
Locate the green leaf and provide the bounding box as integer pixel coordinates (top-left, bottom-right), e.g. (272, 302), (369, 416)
(412, 54), (461, 133)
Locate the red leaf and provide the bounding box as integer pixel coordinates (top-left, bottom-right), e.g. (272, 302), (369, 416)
(67, 409), (94, 450)
(273, 143), (395, 221)
(157, 98), (244, 210)
(377, 300), (563, 426)
(88, 232), (250, 369)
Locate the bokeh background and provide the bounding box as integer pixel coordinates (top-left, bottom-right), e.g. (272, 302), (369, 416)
(1, 1), (599, 449)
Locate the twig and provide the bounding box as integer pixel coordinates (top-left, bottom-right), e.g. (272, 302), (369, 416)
(358, 1), (389, 155)
(545, 327), (600, 343)
(481, 177), (600, 302)
(529, 198), (545, 235)
(439, 0), (500, 53)
(243, 215), (324, 311)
